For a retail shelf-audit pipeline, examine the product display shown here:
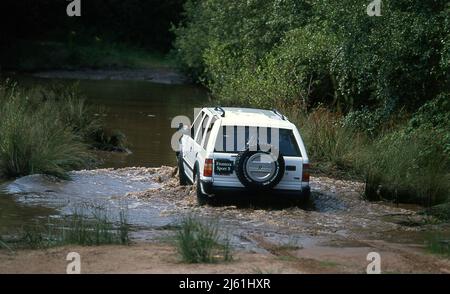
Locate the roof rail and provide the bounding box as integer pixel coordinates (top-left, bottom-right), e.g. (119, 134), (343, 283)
(214, 107), (226, 117)
(272, 109), (286, 120)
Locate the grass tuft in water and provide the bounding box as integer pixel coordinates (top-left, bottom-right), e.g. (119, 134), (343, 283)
(175, 215), (232, 263)
(0, 80), (128, 179)
(2, 205), (130, 250)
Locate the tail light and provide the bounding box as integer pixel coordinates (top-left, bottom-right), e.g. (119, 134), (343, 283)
(302, 163), (310, 182)
(204, 159), (213, 177)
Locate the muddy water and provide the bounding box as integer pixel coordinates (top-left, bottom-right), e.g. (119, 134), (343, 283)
(1, 72), (207, 235)
(0, 169), (175, 235)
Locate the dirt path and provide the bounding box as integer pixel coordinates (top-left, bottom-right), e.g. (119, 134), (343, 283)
(1, 240), (449, 274)
(0, 243), (300, 274)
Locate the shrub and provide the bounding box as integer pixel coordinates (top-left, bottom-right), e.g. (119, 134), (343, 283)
(0, 89), (92, 179)
(341, 107), (387, 138)
(361, 131), (449, 205)
(173, 0), (311, 79)
(0, 81), (127, 179)
(175, 0), (448, 111)
(293, 107), (365, 173)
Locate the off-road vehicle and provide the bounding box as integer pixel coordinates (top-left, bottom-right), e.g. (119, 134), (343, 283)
(177, 107), (310, 205)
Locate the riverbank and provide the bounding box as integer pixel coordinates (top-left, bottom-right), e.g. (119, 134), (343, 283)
(32, 68), (188, 85)
(1, 166), (449, 273)
(1, 240), (449, 274)
(1, 40), (175, 72)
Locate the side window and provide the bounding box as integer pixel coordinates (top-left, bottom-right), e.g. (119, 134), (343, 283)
(195, 114), (209, 145)
(191, 111), (204, 138)
(202, 117), (217, 149)
(279, 129), (301, 157)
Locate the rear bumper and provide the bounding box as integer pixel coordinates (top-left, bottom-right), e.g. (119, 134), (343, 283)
(200, 180), (310, 198)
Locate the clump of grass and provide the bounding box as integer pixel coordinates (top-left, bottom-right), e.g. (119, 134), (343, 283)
(2, 206), (130, 249)
(0, 80), (127, 179)
(0, 84), (92, 179)
(292, 107), (366, 175)
(359, 128), (449, 206)
(286, 105), (449, 207)
(175, 216), (232, 263)
(91, 128), (129, 152)
(59, 206), (130, 246)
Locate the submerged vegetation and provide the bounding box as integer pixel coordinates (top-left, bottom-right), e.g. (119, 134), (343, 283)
(174, 0), (450, 212)
(0, 80), (127, 179)
(1, 205), (130, 250)
(175, 215), (232, 263)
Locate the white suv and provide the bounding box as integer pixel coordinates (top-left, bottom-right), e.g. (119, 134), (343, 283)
(177, 107), (310, 205)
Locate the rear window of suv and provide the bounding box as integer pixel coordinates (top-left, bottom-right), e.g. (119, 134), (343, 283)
(214, 126), (301, 157)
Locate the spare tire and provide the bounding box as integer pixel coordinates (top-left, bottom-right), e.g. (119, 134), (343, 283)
(235, 144), (285, 190)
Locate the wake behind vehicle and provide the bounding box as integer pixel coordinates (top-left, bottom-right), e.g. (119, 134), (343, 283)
(177, 107), (310, 205)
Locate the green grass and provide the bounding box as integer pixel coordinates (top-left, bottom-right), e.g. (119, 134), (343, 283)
(360, 131), (449, 206)
(0, 80), (127, 179)
(2, 206), (130, 250)
(175, 215), (232, 263)
(292, 107), (366, 175)
(287, 106), (450, 207)
(1, 39), (175, 71)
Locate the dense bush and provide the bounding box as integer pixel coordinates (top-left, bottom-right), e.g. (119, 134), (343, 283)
(173, 0), (311, 79)
(205, 27), (335, 109)
(298, 103), (449, 206)
(175, 0), (449, 112)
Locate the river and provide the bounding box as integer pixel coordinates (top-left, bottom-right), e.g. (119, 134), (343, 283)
(0, 72), (208, 234)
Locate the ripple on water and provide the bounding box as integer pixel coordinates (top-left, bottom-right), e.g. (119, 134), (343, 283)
(0, 171), (176, 229)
